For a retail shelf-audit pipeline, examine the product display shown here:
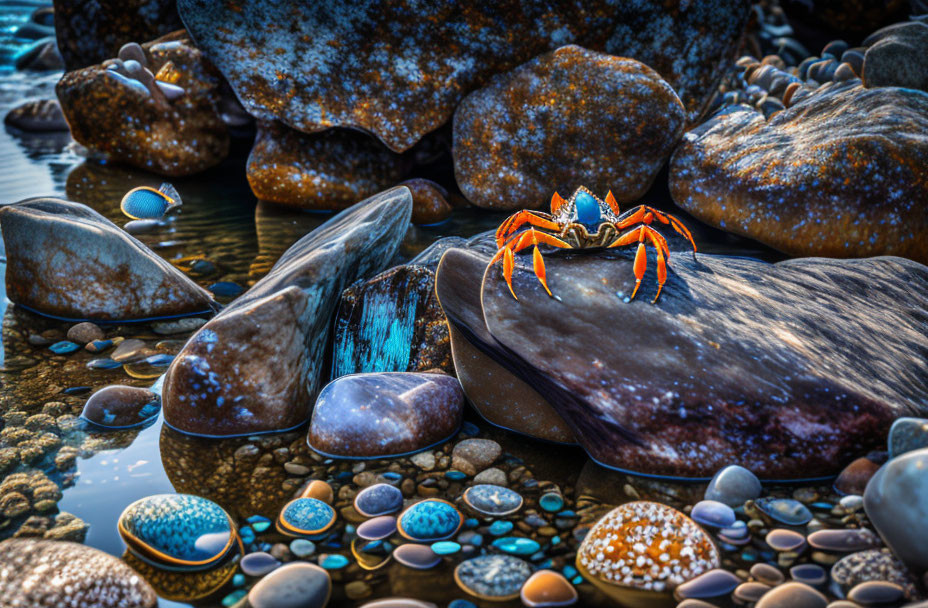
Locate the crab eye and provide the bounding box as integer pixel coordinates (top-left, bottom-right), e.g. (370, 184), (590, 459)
(574, 190), (602, 229)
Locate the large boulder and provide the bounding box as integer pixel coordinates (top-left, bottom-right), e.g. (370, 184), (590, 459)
(863, 22), (928, 93)
(670, 82), (928, 264)
(0, 198), (217, 322)
(162, 187), (412, 437)
(439, 243), (928, 479)
(177, 0), (749, 152)
(454, 46), (686, 211)
(56, 32), (229, 176)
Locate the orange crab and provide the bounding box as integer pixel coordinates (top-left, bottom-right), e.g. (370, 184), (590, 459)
(488, 186), (697, 303)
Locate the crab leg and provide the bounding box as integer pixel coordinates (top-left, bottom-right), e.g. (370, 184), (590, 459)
(648, 230), (668, 303)
(495, 210), (560, 247)
(647, 208), (698, 258)
(489, 228), (570, 299)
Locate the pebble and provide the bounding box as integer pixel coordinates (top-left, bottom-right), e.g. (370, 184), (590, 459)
(705, 465), (762, 507)
(454, 554), (533, 601)
(208, 281), (244, 297)
(151, 317), (207, 335)
(247, 562), (331, 608)
(240, 551), (280, 576)
(356, 516), (397, 541)
(289, 539), (315, 557)
(520, 569), (578, 607)
(451, 439), (502, 476)
(488, 520), (514, 536)
(472, 467), (507, 486)
(691, 500), (736, 528)
(49, 341), (80, 354)
(276, 498), (336, 538)
(301, 480), (334, 504)
(887, 417), (928, 458)
(766, 529), (807, 553)
(67, 322), (104, 344)
(834, 457), (882, 496)
(80, 385), (161, 429)
(846, 581), (905, 606)
(539, 492), (564, 513)
(319, 554), (349, 570)
(393, 543), (441, 569)
(830, 549), (917, 598)
(734, 582), (771, 604)
(674, 569), (742, 600)
(754, 498), (813, 526)
(491, 536), (541, 556)
(755, 582), (828, 608)
(397, 499), (462, 542)
(462, 484), (523, 516)
(111, 339), (148, 363)
(430, 541), (461, 555)
(750, 563), (785, 586)
(807, 528), (881, 553)
(354, 483), (403, 517)
(410, 451), (436, 470)
(362, 600), (439, 608)
(789, 564), (827, 587)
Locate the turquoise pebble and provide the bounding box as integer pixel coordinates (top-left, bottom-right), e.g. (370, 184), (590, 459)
(221, 590), (246, 606)
(289, 538), (315, 557)
(571, 575), (583, 585)
(320, 554), (349, 570)
(449, 600), (478, 608)
(464, 518), (479, 529)
(562, 565), (578, 579)
(539, 492), (564, 512)
(87, 339), (113, 351)
(50, 341), (80, 354)
(251, 522), (271, 534)
(86, 358), (122, 369)
(232, 573), (245, 587)
(431, 541), (461, 555)
(345, 524), (356, 535)
(488, 520), (513, 536)
(381, 472), (402, 481)
(445, 471), (468, 480)
(492, 536), (540, 555)
(551, 535), (561, 545)
(240, 526), (256, 544)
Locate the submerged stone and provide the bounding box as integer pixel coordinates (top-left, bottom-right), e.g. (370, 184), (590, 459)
(177, 0), (748, 152)
(276, 498), (336, 538)
(454, 554), (533, 602)
(753, 498), (813, 526)
(670, 83), (928, 263)
(454, 46), (685, 210)
(397, 499), (463, 542)
(0, 198), (217, 322)
(307, 372), (463, 459)
(3, 98), (69, 132)
(462, 484), (523, 517)
(0, 538), (157, 607)
(163, 187), (412, 436)
(705, 465), (762, 507)
(80, 385), (161, 429)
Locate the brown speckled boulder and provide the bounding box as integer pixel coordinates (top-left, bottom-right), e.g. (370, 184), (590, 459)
(0, 538), (157, 608)
(56, 32), (229, 176)
(670, 82), (928, 263)
(454, 46), (686, 210)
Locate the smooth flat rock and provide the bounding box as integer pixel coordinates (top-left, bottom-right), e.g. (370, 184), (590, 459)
(0, 198), (218, 322)
(3, 99), (69, 132)
(474, 247), (928, 479)
(307, 372), (464, 458)
(177, 0), (749, 151)
(454, 46), (685, 210)
(162, 187), (412, 436)
(670, 82), (928, 263)
(0, 538), (157, 607)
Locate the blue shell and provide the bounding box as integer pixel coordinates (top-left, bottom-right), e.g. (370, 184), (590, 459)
(573, 189), (602, 230)
(462, 484), (523, 517)
(277, 498), (336, 538)
(397, 499), (462, 542)
(120, 186), (174, 220)
(118, 494), (236, 570)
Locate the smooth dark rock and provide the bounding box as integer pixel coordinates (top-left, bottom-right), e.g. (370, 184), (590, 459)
(454, 46), (685, 211)
(163, 187), (412, 436)
(674, 569), (742, 600)
(863, 22), (928, 92)
(754, 498), (813, 526)
(888, 417), (928, 458)
(3, 99), (68, 131)
(177, 0), (749, 152)
(307, 372), (463, 458)
(0, 198), (218, 321)
(750, 563), (785, 587)
(705, 465), (762, 507)
(80, 385), (161, 429)
(807, 528), (882, 553)
(691, 500), (736, 528)
(354, 484), (404, 518)
(13, 37), (64, 71)
(789, 564), (827, 587)
(0, 539), (157, 607)
(474, 246), (928, 479)
(671, 82), (928, 263)
(847, 581), (905, 606)
(755, 582), (827, 608)
(404, 179), (453, 225)
(835, 456), (883, 496)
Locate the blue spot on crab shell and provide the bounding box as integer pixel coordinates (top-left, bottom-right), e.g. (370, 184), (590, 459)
(118, 494), (237, 571)
(276, 498), (336, 538)
(397, 499), (462, 542)
(573, 189), (602, 231)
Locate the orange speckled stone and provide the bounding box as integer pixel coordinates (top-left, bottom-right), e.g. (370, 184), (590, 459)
(520, 570), (578, 607)
(402, 179), (453, 225)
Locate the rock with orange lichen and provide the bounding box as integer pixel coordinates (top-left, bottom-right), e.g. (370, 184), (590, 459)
(402, 179), (454, 225)
(454, 46), (686, 210)
(177, 0), (749, 152)
(247, 121), (406, 210)
(56, 32), (229, 176)
(670, 82), (928, 263)
(577, 501), (719, 598)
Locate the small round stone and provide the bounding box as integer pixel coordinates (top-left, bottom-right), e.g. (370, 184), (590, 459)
(754, 498), (812, 526)
(454, 554), (533, 601)
(240, 551), (280, 577)
(300, 480), (334, 504)
(520, 569), (578, 607)
(539, 492), (564, 513)
(755, 582), (827, 608)
(80, 385), (161, 429)
(888, 417), (928, 458)
(356, 516), (397, 541)
(319, 554), (349, 570)
(397, 499), (462, 542)
(489, 520), (514, 536)
(705, 465), (762, 507)
(67, 322), (104, 344)
(733, 582), (771, 604)
(462, 484), (523, 516)
(807, 528), (881, 553)
(674, 569), (742, 600)
(277, 498), (336, 538)
(354, 483), (403, 517)
(491, 536), (541, 556)
(846, 581), (905, 606)
(766, 529), (807, 553)
(451, 439), (502, 476)
(835, 457), (882, 496)
(750, 563), (785, 586)
(393, 543), (441, 569)
(430, 541), (461, 555)
(248, 562), (331, 608)
(789, 564), (827, 587)
(289, 539), (315, 558)
(691, 500), (736, 528)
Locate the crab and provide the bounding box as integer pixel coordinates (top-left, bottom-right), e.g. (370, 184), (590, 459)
(488, 186), (697, 303)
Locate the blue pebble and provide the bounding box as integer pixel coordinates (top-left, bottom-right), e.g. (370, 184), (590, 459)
(464, 518), (479, 529)
(232, 573), (245, 587)
(289, 538), (315, 557)
(86, 358), (122, 369)
(492, 537), (541, 556)
(221, 590), (246, 607)
(145, 353), (175, 367)
(381, 472), (403, 481)
(87, 339), (113, 351)
(445, 471), (468, 480)
(246, 515), (271, 533)
(449, 600), (478, 608)
(431, 541), (461, 555)
(208, 281), (244, 297)
(488, 520), (513, 536)
(320, 554), (349, 569)
(239, 526), (256, 545)
(562, 565), (578, 579)
(539, 492), (564, 512)
(50, 341), (80, 354)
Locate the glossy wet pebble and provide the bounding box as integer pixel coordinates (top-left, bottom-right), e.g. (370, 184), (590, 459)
(319, 554), (349, 570)
(360, 600), (438, 608)
(789, 564), (827, 587)
(248, 562), (331, 608)
(240, 551), (280, 576)
(454, 554), (533, 601)
(520, 569), (578, 607)
(118, 494), (235, 570)
(705, 465), (762, 507)
(807, 528), (881, 553)
(356, 516), (397, 541)
(301, 480), (334, 504)
(50, 340), (80, 354)
(397, 499), (462, 542)
(755, 582), (828, 608)
(539, 492), (564, 513)
(80, 385), (161, 429)
(354, 483), (403, 517)
(674, 569), (742, 600)
(277, 498), (336, 538)
(754, 498), (812, 526)
(750, 563), (785, 586)
(846, 581), (905, 606)
(430, 541), (460, 555)
(766, 528), (807, 552)
(491, 536), (540, 556)
(289, 539), (316, 558)
(462, 484), (523, 516)
(691, 500), (736, 528)
(734, 582), (771, 604)
(393, 543), (441, 569)
(888, 417), (928, 458)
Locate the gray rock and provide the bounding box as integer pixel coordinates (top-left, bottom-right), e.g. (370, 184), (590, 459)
(162, 187), (412, 436)
(248, 562), (331, 608)
(864, 447), (928, 573)
(452, 438), (502, 476)
(0, 538), (157, 607)
(863, 22), (928, 92)
(3, 99), (69, 131)
(0, 198), (218, 322)
(705, 465), (762, 507)
(888, 417), (928, 459)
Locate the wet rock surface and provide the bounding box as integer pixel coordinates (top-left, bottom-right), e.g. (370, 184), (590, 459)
(862, 22), (928, 92)
(163, 187), (412, 437)
(177, 0), (749, 152)
(307, 372), (464, 459)
(3, 99), (68, 132)
(56, 32), (229, 176)
(246, 121), (406, 211)
(454, 46), (685, 210)
(80, 385), (160, 429)
(671, 82), (928, 263)
(449, 244), (928, 479)
(0, 198), (218, 322)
